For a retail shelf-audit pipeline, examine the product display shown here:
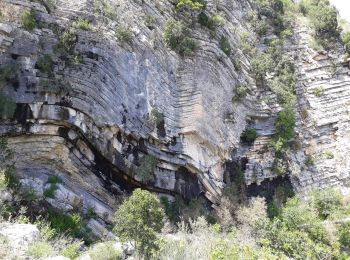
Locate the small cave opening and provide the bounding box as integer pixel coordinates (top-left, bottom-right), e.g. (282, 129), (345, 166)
(224, 159), (294, 206)
(156, 120), (166, 137)
(175, 166), (201, 200)
(246, 175), (294, 202)
(14, 104), (33, 125)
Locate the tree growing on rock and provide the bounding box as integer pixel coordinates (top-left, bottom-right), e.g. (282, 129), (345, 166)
(113, 189), (165, 258)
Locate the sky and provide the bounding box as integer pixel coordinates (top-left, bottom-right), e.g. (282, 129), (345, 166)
(330, 0), (350, 22)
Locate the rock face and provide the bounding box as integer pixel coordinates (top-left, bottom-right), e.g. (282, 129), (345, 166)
(290, 26), (350, 195)
(0, 223), (41, 257)
(0, 0), (350, 225)
(0, 0), (255, 211)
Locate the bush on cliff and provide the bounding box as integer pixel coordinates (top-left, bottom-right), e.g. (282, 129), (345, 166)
(0, 95), (16, 119)
(342, 31), (350, 52)
(0, 64), (18, 89)
(299, 0), (340, 48)
(135, 154), (158, 183)
(21, 10), (37, 31)
(240, 128), (259, 144)
(164, 20), (198, 56)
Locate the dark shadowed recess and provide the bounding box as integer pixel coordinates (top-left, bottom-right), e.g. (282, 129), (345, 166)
(246, 175), (294, 202)
(175, 166), (202, 199)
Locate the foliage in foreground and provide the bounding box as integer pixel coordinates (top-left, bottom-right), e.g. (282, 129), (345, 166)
(113, 188), (165, 258)
(159, 188), (350, 260)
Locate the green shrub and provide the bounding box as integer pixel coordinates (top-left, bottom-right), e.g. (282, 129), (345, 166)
(0, 168), (19, 192)
(0, 138), (18, 189)
(160, 196), (180, 223)
(310, 3), (338, 38)
(258, 219), (334, 260)
(0, 170), (7, 190)
(210, 241), (282, 260)
(309, 37), (324, 52)
(35, 218), (57, 240)
(240, 128), (258, 144)
(271, 157), (288, 175)
(232, 58), (242, 72)
(47, 175), (62, 184)
(343, 31), (350, 52)
(150, 109), (164, 128)
(47, 210), (84, 238)
(88, 241), (122, 260)
(269, 58), (296, 106)
(338, 222), (350, 248)
(27, 241), (55, 258)
(0, 64), (18, 89)
(198, 12), (223, 30)
(115, 26), (133, 44)
(281, 197), (330, 244)
(232, 84), (247, 102)
(0, 95), (16, 119)
(72, 19), (92, 30)
(164, 20), (198, 56)
(58, 80), (72, 95)
(250, 52), (273, 81)
(248, 11), (268, 36)
(113, 189), (165, 258)
(145, 14), (156, 29)
(300, 0), (340, 49)
(55, 31), (78, 57)
(304, 155), (314, 166)
(324, 150), (334, 159)
(211, 15), (224, 26)
(43, 183), (58, 198)
(40, 78), (72, 95)
(272, 107), (296, 157)
(198, 12), (210, 27)
(176, 0), (205, 10)
(44, 175), (61, 198)
(311, 188), (343, 219)
(313, 86), (324, 97)
(86, 207), (97, 219)
(37, 55), (54, 78)
(219, 36), (231, 56)
(135, 154), (158, 183)
(94, 0), (118, 20)
(61, 242), (81, 259)
(21, 10), (36, 31)
(275, 107), (295, 141)
(274, 184), (295, 204)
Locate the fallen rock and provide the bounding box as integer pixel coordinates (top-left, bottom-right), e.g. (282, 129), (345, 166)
(0, 223), (40, 257)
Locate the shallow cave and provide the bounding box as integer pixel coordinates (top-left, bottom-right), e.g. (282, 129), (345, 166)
(246, 175), (294, 202)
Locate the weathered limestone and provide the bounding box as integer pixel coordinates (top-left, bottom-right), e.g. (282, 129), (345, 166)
(0, 0), (258, 210)
(290, 26), (350, 195)
(0, 223), (41, 257)
(0, 0), (350, 227)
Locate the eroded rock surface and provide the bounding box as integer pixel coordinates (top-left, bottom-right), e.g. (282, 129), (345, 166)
(0, 0), (350, 227)
(0, 223), (40, 257)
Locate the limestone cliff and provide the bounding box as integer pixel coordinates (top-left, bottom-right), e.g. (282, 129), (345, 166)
(0, 0), (350, 230)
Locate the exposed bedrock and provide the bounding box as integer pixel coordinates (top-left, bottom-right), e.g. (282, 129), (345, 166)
(0, 0), (257, 213)
(1, 0), (350, 227)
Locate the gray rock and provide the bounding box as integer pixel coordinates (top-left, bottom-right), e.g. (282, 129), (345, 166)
(0, 223), (40, 256)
